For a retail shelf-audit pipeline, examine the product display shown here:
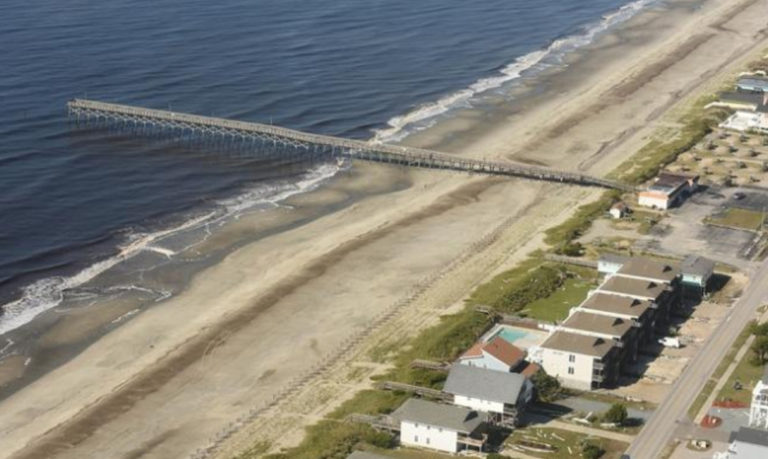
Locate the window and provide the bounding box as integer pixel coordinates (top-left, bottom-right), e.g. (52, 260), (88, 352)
(426, 425), (431, 431)
(569, 354), (576, 363)
(439, 428), (443, 432)
(414, 435), (419, 442)
(568, 366), (574, 375)
(426, 438), (431, 445)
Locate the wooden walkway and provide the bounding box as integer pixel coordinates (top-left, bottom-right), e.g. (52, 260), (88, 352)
(67, 99), (635, 191)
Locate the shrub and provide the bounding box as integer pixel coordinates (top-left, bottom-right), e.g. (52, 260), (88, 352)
(531, 370), (563, 403)
(751, 335), (768, 366)
(603, 403), (628, 425)
(582, 442), (605, 459)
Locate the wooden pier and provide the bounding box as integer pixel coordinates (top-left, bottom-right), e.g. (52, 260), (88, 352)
(67, 99), (634, 191)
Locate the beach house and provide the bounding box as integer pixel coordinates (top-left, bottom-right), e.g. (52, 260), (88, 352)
(443, 364), (533, 426)
(458, 336), (525, 373)
(749, 367), (768, 430)
(680, 255), (715, 298)
(736, 76), (768, 93)
(714, 427), (768, 459)
(714, 91), (768, 134)
(393, 398), (487, 453)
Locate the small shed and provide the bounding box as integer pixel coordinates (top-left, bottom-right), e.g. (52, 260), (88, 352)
(610, 202), (628, 219)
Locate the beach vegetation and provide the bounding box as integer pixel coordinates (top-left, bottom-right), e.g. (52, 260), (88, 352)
(328, 390), (410, 420)
(610, 96), (728, 186)
(261, 420), (394, 459)
(544, 192), (620, 251)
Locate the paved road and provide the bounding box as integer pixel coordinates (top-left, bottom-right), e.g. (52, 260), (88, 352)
(625, 259), (768, 459)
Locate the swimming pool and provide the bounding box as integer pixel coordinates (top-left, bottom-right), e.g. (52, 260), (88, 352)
(491, 327), (529, 344)
(484, 324), (547, 351)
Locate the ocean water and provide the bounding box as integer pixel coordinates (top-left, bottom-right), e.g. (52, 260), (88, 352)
(0, 0), (658, 337)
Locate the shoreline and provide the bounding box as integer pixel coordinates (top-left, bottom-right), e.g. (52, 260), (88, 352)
(3, 0), (768, 457)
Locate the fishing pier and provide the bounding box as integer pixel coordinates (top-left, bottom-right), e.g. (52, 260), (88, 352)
(67, 99), (633, 191)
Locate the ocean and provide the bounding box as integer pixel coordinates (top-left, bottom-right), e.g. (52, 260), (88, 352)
(0, 0), (659, 339)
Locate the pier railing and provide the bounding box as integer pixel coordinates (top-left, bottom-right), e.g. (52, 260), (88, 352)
(67, 99), (634, 192)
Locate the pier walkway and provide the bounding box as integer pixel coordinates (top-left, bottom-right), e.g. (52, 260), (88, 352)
(67, 99), (634, 192)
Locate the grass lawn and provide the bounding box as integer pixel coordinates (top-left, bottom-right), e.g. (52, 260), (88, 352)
(520, 277), (595, 323)
(715, 344), (764, 406)
(709, 208), (766, 231)
(573, 390), (657, 411)
(506, 427), (628, 459)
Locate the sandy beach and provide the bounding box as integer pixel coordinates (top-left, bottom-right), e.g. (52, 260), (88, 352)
(1, 0), (768, 458)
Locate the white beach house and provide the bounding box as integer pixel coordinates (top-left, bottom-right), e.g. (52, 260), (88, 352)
(749, 367), (768, 430)
(443, 363), (532, 426)
(714, 427), (768, 459)
(393, 398), (487, 453)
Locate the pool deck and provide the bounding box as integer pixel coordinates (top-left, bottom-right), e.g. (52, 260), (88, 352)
(482, 324), (548, 351)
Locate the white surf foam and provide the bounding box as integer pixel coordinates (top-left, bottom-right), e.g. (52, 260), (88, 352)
(371, 0), (659, 144)
(0, 163), (342, 337)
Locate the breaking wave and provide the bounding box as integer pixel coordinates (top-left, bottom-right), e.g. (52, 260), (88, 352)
(0, 162), (342, 337)
(371, 0), (658, 144)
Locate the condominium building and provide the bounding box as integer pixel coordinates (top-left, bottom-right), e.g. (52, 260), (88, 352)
(533, 256), (687, 390)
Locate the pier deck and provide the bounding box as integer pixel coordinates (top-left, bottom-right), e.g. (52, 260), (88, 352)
(67, 99), (634, 192)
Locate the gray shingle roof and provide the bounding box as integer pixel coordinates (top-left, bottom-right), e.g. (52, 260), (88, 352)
(444, 364), (526, 404)
(600, 276), (668, 300)
(681, 255), (714, 277)
(579, 293), (653, 319)
(561, 311), (633, 338)
(616, 257), (679, 283)
(733, 426), (768, 448)
(718, 91), (768, 113)
(392, 398), (486, 434)
(540, 330), (615, 358)
(599, 253), (628, 265)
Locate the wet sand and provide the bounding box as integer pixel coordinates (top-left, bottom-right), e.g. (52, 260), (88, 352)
(2, 0), (768, 457)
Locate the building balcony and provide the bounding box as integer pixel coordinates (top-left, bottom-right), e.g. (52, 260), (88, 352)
(594, 361), (605, 370)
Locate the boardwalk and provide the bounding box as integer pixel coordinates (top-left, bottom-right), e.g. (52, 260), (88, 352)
(67, 99), (634, 191)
